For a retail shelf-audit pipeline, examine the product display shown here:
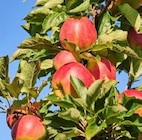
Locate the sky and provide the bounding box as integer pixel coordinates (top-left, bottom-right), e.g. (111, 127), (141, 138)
(0, 1), (132, 140)
(0, 1), (36, 139)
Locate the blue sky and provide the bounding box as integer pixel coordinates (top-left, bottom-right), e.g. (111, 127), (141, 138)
(0, 1), (36, 139)
(0, 1), (132, 139)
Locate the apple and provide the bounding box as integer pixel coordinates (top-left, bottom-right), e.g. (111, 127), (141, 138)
(118, 89), (142, 100)
(53, 50), (77, 70)
(6, 102), (41, 129)
(86, 57), (116, 80)
(6, 108), (26, 129)
(127, 27), (142, 49)
(52, 62), (95, 98)
(59, 17), (97, 52)
(11, 115), (47, 140)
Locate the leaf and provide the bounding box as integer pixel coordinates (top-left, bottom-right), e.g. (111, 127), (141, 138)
(42, 12), (69, 33)
(113, 43), (142, 60)
(35, 0), (47, 6)
(86, 80), (103, 110)
(69, 0), (90, 13)
(85, 119), (107, 140)
(58, 108), (81, 123)
(70, 76), (87, 100)
(18, 36), (55, 49)
(24, 7), (50, 23)
(16, 60), (40, 95)
(118, 3), (141, 30)
(0, 56), (9, 82)
(44, 0), (64, 8)
(98, 11), (112, 35)
(129, 58), (142, 81)
(46, 93), (76, 109)
(65, 0), (83, 10)
(61, 128), (83, 139)
(40, 59), (53, 70)
(11, 49), (35, 61)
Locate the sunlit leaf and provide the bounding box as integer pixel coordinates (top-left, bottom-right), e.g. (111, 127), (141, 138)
(70, 76), (87, 100)
(86, 80), (103, 110)
(42, 12), (69, 33)
(15, 60), (40, 96)
(0, 56), (9, 82)
(65, 0), (83, 10)
(69, 0), (90, 13)
(118, 3), (141, 30)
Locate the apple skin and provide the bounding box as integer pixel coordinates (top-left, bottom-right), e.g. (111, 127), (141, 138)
(6, 111), (25, 129)
(86, 57), (116, 80)
(53, 50), (77, 70)
(59, 17), (97, 52)
(127, 27), (142, 49)
(52, 62), (95, 98)
(6, 107), (27, 129)
(11, 115), (47, 140)
(118, 89), (142, 100)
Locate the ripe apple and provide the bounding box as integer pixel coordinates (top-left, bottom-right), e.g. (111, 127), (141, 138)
(6, 107), (27, 129)
(6, 102), (41, 129)
(118, 89), (142, 100)
(59, 17), (97, 52)
(52, 62), (95, 98)
(53, 50), (77, 70)
(127, 27), (142, 49)
(11, 115), (47, 140)
(86, 57), (116, 80)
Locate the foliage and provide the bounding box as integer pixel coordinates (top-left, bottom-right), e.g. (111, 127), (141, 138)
(1, 0), (142, 139)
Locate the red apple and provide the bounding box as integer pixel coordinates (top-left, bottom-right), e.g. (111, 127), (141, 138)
(52, 62), (95, 98)
(127, 27), (142, 49)
(86, 57), (116, 80)
(11, 115), (47, 140)
(6, 108), (26, 129)
(59, 17), (97, 52)
(53, 50), (77, 70)
(119, 89), (142, 100)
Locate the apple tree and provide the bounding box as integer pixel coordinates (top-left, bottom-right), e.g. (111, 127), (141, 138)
(1, 0), (142, 139)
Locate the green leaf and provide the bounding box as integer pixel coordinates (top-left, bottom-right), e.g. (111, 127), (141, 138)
(16, 60), (40, 95)
(46, 93), (76, 109)
(35, 0), (47, 6)
(54, 133), (67, 140)
(18, 36), (54, 49)
(70, 76), (87, 100)
(44, 0), (64, 9)
(24, 7), (50, 23)
(0, 56), (9, 82)
(129, 58), (142, 81)
(69, 0), (90, 13)
(98, 11), (112, 35)
(85, 119), (107, 140)
(40, 59), (53, 70)
(113, 43), (142, 60)
(11, 49), (33, 61)
(118, 3), (141, 30)
(58, 108), (81, 123)
(1, 77), (24, 98)
(86, 80), (103, 110)
(61, 128), (83, 139)
(42, 12), (69, 33)
(65, 0), (83, 10)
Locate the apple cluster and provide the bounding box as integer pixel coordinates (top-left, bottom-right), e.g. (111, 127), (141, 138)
(6, 103), (47, 140)
(51, 17), (116, 98)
